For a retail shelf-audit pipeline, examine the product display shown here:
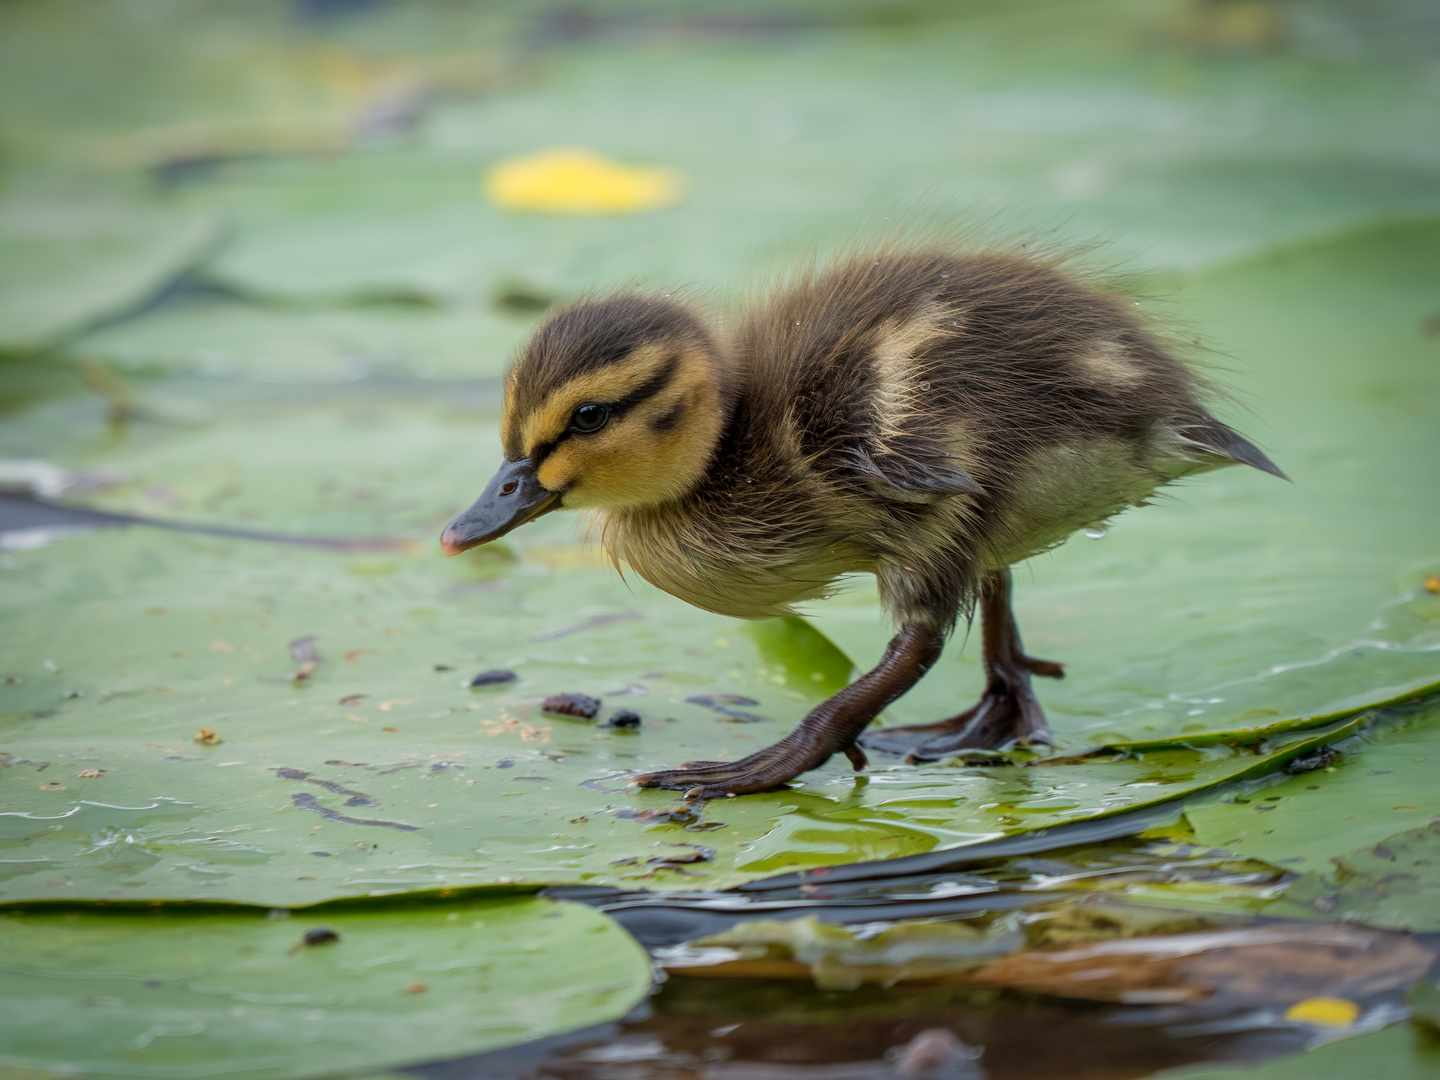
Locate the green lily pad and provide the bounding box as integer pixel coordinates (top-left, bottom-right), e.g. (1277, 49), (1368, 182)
(1282, 819), (1440, 934)
(0, 520), (1420, 906)
(1163, 1024), (1440, 1080)
(3, 218), (1438, 904)
(0, 0), (517, 168)
(0, 896), (651, 1080)
(1186, 701), (1440, 878)
(0, 185), (218, 356)
(187, 5), (1440, 309)
(1414, 979), (1440, 1032)
(64, 296), (532, 383)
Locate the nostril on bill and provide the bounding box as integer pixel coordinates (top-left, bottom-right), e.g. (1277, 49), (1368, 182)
(500, 481), (518, 495)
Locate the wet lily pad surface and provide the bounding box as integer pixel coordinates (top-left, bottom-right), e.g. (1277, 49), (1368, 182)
(0, 895), (650, 1079)
(5, 216), (1439, 906)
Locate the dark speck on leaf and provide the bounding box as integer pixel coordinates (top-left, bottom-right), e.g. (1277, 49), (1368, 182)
(543, 693), (601, 719)
(469, 668), (518, 688)
(496, 757), (514, 768)
(311, 851), (332, 857)
(291, 928), (340, 953)
(434, 664), (453, 672)
(514, 776), (550, 782)
(144, 979), (162, 989)
(604, 709), (642, 729)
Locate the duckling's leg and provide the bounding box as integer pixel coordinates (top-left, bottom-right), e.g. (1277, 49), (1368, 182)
(857, 569), (1063, 761)
(634, 624), (945, 798)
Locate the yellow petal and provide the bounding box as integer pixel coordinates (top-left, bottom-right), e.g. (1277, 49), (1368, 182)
(483, 148), (681, 215)
(1284, 997), (1360, 1027)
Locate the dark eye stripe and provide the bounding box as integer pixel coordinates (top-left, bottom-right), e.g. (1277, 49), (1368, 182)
(529, 356), (679, 469)
(608, 355), (678, 417)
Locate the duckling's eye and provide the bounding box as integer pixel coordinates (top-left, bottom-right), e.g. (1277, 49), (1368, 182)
(569, 403), (609, 434)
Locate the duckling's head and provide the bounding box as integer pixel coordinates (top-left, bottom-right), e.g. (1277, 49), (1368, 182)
(441, 294), (729, 555)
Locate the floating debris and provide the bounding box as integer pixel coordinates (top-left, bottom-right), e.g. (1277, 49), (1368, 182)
(543, 693), (601, 719)
(289, 636), (322, 682)
(652, 844), (715, 866)
(290, 792), (420, 831)
(603, 709), (643, 729)
(1285, 996), (1360, 1027)
(1285, 744), (1341, 774)
(273, 767), (376, 806)
(194, 727), (223, 745)
(891, 1028), (985, 1080)
(469, 668), (518, 688)
(686, 692), (771, 723)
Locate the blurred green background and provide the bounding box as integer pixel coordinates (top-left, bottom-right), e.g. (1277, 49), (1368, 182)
(1, 1), (1439, 1077)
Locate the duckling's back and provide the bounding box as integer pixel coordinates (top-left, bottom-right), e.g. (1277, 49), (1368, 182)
(719, 248), (1282, 624)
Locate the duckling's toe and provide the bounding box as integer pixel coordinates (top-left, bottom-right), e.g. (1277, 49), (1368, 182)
(634, 741), (840, 798)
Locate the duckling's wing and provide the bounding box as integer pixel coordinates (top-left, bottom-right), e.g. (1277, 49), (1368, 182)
(847, 442), (984, 503)
(1179, 422), (1289, 481)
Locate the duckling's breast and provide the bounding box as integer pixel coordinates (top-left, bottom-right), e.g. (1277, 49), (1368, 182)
(602, 476), (875, 621)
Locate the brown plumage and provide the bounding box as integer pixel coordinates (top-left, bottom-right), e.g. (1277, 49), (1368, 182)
(441, 244), (1285, 797)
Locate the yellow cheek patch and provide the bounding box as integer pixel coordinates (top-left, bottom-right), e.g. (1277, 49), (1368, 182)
(536, 442), (581, 493)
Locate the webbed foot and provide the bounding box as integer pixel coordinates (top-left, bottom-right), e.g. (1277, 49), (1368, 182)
(634, 626), (940, 798)
(858, 569), (1061, 763)
(634, 741), (837, 799)
(857, 665), (1056, 762)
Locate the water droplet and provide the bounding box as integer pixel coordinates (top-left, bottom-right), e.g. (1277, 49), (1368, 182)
(1083, 525), (1108, 540)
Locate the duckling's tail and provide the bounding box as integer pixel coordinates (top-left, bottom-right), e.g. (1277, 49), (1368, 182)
(1182, 422), (1289, 481)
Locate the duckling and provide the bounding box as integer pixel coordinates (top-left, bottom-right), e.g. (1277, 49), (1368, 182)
(440, 246), (1285, 798)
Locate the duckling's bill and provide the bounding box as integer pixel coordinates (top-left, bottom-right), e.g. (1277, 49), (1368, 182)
(440, 458), (561, 555)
